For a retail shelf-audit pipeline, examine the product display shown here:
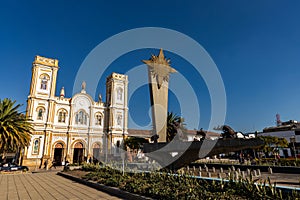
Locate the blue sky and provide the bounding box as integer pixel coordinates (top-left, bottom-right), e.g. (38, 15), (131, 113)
(1, 1), (300, 133)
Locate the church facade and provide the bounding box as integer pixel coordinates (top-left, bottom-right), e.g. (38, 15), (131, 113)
(23, 55), (128, 167)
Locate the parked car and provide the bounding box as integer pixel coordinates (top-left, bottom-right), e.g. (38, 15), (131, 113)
(0, 163), (29, 172)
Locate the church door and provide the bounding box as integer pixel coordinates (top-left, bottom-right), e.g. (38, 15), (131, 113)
(73, 142), (84, 164)
(54, 143), (64, 166)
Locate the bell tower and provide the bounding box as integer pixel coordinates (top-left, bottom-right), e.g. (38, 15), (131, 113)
(105, 73), (128, 134)
(105, 73), (128, 152)
(28, 55), (59, 99)
(24, 55), (60, 167)
(26, 55), (59, 120)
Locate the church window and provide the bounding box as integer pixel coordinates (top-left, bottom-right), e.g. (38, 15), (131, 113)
(117, 114), (122, 126)
(116, 140), (120, 153)
(58, 109), (67, 123)
(95, 113), (102, 125)
(92, 143), (102, 160)
(75, 110), (88, 125)
(37, 107), (45, 120)
(40, 74), (49, 90)
(116, 87), (123, 101)
(32, 139), (40, 154)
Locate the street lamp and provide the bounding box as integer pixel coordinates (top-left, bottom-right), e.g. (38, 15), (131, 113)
(121, 115), (126, 175)
(105, 131), (108, 163)
(105, 129), (110, 163)
(64, 131), (69, 168)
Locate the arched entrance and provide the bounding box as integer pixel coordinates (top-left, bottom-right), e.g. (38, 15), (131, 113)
(54, 142), (64, 166)
(73, 142), (84, 164)
(92, 143), (102, 162)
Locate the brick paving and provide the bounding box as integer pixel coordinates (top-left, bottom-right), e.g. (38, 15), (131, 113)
(0, 172), (123, 200)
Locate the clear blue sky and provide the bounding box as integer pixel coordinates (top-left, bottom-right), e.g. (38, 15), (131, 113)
(1, 0), (300, 133)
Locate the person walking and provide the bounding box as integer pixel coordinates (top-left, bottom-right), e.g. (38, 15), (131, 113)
(49, 160), (56, 169)
(44, 159), (48, 170)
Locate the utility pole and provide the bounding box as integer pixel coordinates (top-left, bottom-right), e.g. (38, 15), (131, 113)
(290, 136), (297, 161)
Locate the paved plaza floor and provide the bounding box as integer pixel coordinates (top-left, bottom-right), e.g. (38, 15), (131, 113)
(0, 171), (123, 200)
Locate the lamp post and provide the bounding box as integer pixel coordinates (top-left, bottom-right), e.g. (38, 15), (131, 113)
(105, 131), (108, 163)
(65, 131), (69, 168)
(111, 130), (113, 156)
(121, 113), (126, 175)
(105, 128), (111, 163)
(105, 101), (110, 164)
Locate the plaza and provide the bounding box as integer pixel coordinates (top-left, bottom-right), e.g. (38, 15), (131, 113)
(0, 171), (122, 200)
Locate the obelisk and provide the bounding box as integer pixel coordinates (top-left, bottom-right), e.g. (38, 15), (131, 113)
(143, 49), (176, 142)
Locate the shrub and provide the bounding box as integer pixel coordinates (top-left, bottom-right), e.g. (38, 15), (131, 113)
(79, 163), (300, 199)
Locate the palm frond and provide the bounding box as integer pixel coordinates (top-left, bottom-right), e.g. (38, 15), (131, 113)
(0, 98), (32, 153)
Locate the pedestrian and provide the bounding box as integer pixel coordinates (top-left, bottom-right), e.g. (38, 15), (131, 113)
(239, 152), (244, 164)
(44, 159), (48, 170)
(49, 160), (56, 169)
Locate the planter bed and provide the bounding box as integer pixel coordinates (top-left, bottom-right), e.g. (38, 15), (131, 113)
(59, 164), (300, 200)
(58, 171), (152, 200)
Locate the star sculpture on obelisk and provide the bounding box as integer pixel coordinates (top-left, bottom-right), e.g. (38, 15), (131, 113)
(143, 49), (177, 142)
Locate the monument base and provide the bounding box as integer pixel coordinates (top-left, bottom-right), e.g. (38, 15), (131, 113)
(143, 138), (264, 170)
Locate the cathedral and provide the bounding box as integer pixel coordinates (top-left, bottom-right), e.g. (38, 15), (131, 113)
(23, 55), (128, 167)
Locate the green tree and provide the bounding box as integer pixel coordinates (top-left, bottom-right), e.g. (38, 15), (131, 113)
(0, 98), (32, 156)
(166, 112), (187, 142)
(257, 136), (288, 157)
(124, 136), (149, 150)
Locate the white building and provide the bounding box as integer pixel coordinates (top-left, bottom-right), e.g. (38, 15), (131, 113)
(23, 55), (128, 167)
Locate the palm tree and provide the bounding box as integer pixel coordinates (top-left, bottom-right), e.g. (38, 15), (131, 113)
(166, 112), (186, 142)
(0, 98), (32, 158)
